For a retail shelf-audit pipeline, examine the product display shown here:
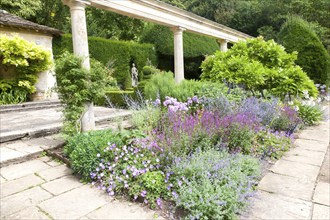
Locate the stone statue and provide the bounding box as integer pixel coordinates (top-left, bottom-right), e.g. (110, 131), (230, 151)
(131, 63), (138, 87)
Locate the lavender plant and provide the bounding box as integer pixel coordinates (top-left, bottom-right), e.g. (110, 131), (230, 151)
(168, 149), (261, 220)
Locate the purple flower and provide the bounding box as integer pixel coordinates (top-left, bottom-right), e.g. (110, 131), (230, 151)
(141, 190), (147, 197)
(133, 195), (138, 200)
(122, 169), (127, 175)
(109, 191), (115, 196)
(156, 198), (162, 208)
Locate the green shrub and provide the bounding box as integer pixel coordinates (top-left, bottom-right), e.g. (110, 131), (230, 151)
(201, 37), (318, 99)
(277, 16), (330, 86)
(255, 130), (292, 159)
(297, 103), (323, 126)
(169, 149), (261, 220)
(142, 65), (159, 78)
(65, 129), (123, 181)
(53, 34), (157, 89)
(55, 52), (109, 135)
(0, 35), (52, 104)
(143, 71), (208, 102)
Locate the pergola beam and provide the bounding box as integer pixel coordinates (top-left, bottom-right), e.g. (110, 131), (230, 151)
(86, 0), (251, 43)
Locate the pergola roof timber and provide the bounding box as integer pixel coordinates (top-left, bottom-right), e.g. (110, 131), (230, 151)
(78, 0), (252, 43)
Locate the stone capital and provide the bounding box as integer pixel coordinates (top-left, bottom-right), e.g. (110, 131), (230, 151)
(171, 26), (186, 34)
(62, 0), (90, 9)
(218, 39), (229, 44)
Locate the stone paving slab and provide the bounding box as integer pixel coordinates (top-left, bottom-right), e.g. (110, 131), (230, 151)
(283, 148), (326, 166)
(243, 191), (312, 219)
(294, 139), (329, 153)
(36, 164), (72, 181)
(3, 206), (50, 220)
(0, 173), (44, 198)
(312, 204), (330, 220)
(85, 200), (165, 220)
(258, 172), (315, 201)
(0, 175), (6, 183)
(313, 182), (330, 206)
(298, 128), (330, 143)
(38, 185), (110, 219)
(0, 147), (27, 163)
(271, 159), (320, 182)
(0, 159), (50, 180)
(41, 175), (83, 195)
(0, 186), (52, 218)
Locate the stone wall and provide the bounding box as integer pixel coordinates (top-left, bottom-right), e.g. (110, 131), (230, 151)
(0, 27), (58, 100)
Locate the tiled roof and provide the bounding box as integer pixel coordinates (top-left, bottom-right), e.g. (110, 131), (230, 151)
(0, 10), (62, 36)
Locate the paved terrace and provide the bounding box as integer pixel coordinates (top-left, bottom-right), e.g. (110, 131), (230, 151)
(241, 107), (330, 219)
(0, 105), (329, 219)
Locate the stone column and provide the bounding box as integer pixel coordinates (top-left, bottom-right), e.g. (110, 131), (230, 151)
(172, 27), (185, 84)
(63, 0), (95, 131)
(219, 39), (228, 52)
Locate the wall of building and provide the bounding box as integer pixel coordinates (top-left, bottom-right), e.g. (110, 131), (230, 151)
(0, 27), (58, 100)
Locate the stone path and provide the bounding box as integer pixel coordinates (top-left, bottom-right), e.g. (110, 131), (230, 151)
(0, 106), (132, 167)
(0, 106), (132, 143)
(242, 113), (330, 219)
(0, 156), (164, 219)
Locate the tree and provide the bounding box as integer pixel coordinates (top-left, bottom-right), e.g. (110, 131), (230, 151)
(277, 16), (330, 85)
(0, 0), (41, 19)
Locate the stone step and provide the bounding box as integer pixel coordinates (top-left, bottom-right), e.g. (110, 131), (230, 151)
(0, 107), (132, 143)
(0, 119), (133, 168)
(0, 100), (62, 113)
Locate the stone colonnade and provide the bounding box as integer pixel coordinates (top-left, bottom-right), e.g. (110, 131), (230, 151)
(63, 0), (230, 85)
(62, 0), (232, 131)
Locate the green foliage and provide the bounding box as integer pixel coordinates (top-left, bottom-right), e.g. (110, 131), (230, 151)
(65, 129), (124, 181)
(0, 35), (52, 74)
(140, 24), (218, 58)
(0, 35), (52, 104)
(130, 171), (167, 209)
(226, 124), (255, 154)
(201, 37), (318, 99)
(170, 149), (261, 220)
(96, 89), (136, 107)
(297, 104), (323, 126)
(140, 24), (218, 79)
(55, 52), (109, 135)
(143, 71), (209, 102)
(255, 130), (292, 159)
(53, 34), (157, 89)
(86, 8), (145, 41)
(142, 66), (160, 80)
(0, 0), (42, 19)
(277, 16), (330, 85)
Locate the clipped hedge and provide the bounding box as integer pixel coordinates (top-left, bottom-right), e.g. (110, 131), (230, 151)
(53, 34), (157, 89)
(278, 16), (330, 85)
(140, 25), (219, 79)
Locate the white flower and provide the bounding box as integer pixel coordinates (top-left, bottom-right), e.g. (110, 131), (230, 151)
(317, 97), (321, 103)
(301, 100), (306, 106)
(288, 101), (293, 105)
(294, 106), (299, 111)
(302, 90), (309, 95)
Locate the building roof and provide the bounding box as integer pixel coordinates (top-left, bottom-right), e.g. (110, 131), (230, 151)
(0, 10), (62, 36)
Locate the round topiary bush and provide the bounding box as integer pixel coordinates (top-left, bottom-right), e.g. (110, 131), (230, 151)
(277, 16), (330, 86)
